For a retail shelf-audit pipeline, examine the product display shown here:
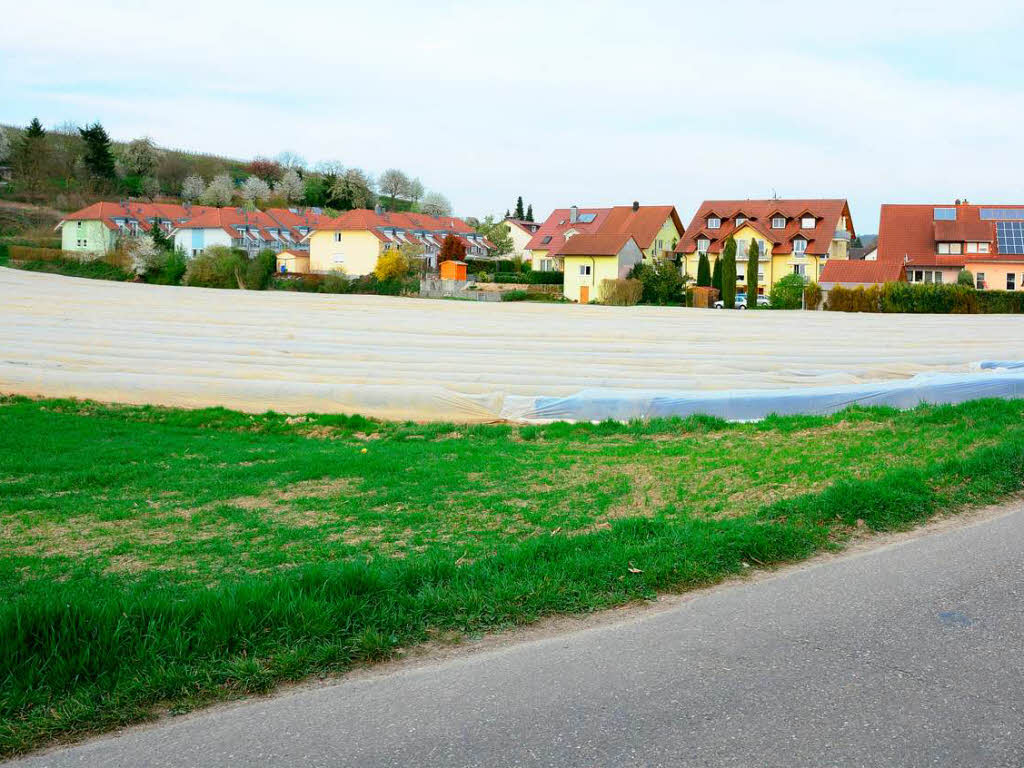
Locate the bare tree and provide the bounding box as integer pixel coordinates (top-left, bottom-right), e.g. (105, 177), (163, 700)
(407, 177), (424, 204)
(141, 176), (161, 200)
(181, 174), (206, 203)
(274, 169), (304, 202)
(240, 175), (272, 204)
(420, 191), (452, 217)
(314, 160), (345, 176)
(199, 173), (235, 206)
(276, 151), (306, 171)
(378, 168), (411, 201)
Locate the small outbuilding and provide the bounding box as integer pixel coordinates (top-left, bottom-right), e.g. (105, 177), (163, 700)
(276, 250), (310, 274)
(439, 259), (468, 281)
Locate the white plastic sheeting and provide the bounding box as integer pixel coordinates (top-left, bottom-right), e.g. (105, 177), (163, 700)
(3, 267), (1024, 423)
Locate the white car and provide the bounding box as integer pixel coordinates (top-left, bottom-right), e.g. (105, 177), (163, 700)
(714, 293), (770, 309)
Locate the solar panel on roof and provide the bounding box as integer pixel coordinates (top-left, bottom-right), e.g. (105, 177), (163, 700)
(980, 208), (1024, 220)
(996, 221), (1024, 254)
(933, 208), (957, 221)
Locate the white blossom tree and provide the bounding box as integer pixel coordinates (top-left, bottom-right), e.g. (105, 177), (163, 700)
(274, 169), (304, 202)
(407, 177), (424, 204)
(420, 191), (453, 217)
(0, 128), (12, 163)
(119, 138), (160, 177)
(181, 174), (206, 202)
(121, 234), (158, 275)
(378, 168), (411, 201)
(199, 173), (235, 206)
(240, 175), (272, 204)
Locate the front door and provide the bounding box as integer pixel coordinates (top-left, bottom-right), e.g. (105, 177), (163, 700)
(580, 285), (589, 303)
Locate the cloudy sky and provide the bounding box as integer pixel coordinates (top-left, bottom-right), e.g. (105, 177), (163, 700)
(4, 0), (1024, 232)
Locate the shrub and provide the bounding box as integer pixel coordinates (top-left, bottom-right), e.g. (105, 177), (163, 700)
(599, 278), (643, 306)
(139, 249), (187, 285)
(501, 290), (529, 302)
(958, 269), (974, 287)
(492, 271), (563, 285)
(803, 281), (822, 310)
(374, 250), (412, 281)
(770, 272), (806, 309)
(8, 245), (69, 262)
(184, 246), (246, 289)
(824, 285), (883, 312)
(628, 260), (684, 305)
(824, 282), (989, 314)
(244, 249), (277, 291)
(12, 257), (132, 281)
(976, 290), (1024, 314)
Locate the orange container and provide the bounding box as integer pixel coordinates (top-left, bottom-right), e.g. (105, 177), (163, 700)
(440, 260), (467, 281)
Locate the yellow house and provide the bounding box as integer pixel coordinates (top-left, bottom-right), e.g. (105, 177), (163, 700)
(676, 199), (856, 293)
(558, 233), (643, 302)
(503, 218), (541, 260)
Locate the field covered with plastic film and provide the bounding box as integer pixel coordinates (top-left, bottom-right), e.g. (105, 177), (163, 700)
(3, 267), (1024, 422)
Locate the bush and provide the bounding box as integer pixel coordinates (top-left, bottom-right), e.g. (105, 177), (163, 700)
(139, 250), (187, 286)
(770, 272), (806, 309)
(958, 269), (974, 287)
(501, 290), (529, 302)
(7, 245), (70, 262)
(184, 246), (246, 289)
(628, 260), (684, 305)
(244, 249), (277, 291)
(374, 250), (412, 281)
(977, 290), (1024, 313)
(12, 257), (133, 282)
(501, 290), (562, 302)
(824, 285), (883, 312)
(599, 278), (643, 305)
(803, 281), (822, 310)
(824, 282), (996, 314)
(492, 271), (563, 285)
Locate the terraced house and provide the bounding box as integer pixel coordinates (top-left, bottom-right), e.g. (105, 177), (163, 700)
(525, 203), (683, 273)
(675, 199), (856, 293)
(876, 203), (1024, 290)
(57, 201), (217, 255)
(172, 207), (330, 258)
(305, 208), (494, 275)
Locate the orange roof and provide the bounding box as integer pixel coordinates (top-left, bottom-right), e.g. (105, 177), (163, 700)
(819, 260), (906, 285)
(676, 199), (854, 256)
(877, 204), (1024, 265)
(525, 208), (611, 252)
(554, 233), (636, 257)
(60, 201), (218, 230)
(599, 205), (683, 249)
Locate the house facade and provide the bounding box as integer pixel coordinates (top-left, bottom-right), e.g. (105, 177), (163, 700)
(559, 233), (643, 302)
(503, 218), (541, 260)
(675, 199), (856, 293)
(525, 203), (682, 272)
(173, 207), (329, 258)
(877, 203), (1024, 290)
(306, 208), (493, 276)
(57, 201), (217, 256)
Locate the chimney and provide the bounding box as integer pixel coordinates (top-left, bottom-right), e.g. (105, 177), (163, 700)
(374, 203), (384, 215)
(632, 201), (639, 212)
(570, 205), (578, 224)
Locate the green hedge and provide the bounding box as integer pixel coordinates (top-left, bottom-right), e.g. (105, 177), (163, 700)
(492, 271), (563, 285)
(825, 282), (1024, 314)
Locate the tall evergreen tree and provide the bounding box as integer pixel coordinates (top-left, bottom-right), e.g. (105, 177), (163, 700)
(514, 196), (525, 219)
(746, 239), (759, 306)
(696, 252), (711, 287)
(505, 209), (511, 219)
(25, 118), (45, 138)
(79, 122), (116, 182)
(711, 256), (722, 292)
(12, 117), (49, 194)
(526, 203), (533, 222)
(721, 237), (737, 309)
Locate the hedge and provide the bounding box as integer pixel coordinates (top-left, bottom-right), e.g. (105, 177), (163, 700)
(824, 282), (1024, 314)
(7, 245), (73, 262)
(599, 278), (643, 305)
(492, 271), (564, 285)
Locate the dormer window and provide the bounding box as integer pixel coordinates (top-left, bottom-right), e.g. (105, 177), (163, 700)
(792, 237), (807, 255)
(937, 242), (962, 255)
(707, 216), (721, 229)
(697, 237), (710, 254)
(735, 216), (746, 227)
(772, 216), (786, 229)
(966, 242), (990, 254)
(800, 215), (816, 229)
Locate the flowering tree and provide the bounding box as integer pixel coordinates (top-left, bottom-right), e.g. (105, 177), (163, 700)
(120, 234), (158, 275)
(181, 174), (206, 202)
(240, 176), (272, 204)
(247, 156), (281, 183)
(274, 169), (304, 202)
(0, 129), (10, 163)
(199, 173), (235, 206)
(421, 191), (452, 217)
(119, 138), (160, 177)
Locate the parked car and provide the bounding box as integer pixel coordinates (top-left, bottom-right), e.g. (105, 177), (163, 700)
(714, 293), (770, 309)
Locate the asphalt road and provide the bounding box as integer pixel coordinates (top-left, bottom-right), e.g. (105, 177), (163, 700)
(13, 505), (1024, 768)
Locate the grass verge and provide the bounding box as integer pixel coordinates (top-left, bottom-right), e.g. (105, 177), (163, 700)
(2, 396), (1024, 756)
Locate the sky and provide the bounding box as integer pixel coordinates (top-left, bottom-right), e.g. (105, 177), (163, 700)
(4, 0), (1024, 233)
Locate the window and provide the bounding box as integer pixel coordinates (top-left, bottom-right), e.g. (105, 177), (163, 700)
(801, 215), (815, 229)
(792, 238), (807, 255)
(758, 272), (765, 281)
(966, 242), (990, 254)
(976, 272), (985, 289)
(772, 216), (786, 229)
(332, 254), (344, 264)
(541, 236), (552, 245)
(792, 264), (806, 276)
(333, 232), (342, 243)
(737, 271), (745, 282)
(76, 221), (82, 228)
(1009, 273), (1016, 291)
(913, 270), (923, 282)
(541, 259), (554, 272)
(697, 237), (710, 253)
(707, 216), (721, 229)
(735, 216), (746, 227)
(937, 242), (962, 255)
(579, 265), (592, 276)
(935, 271), (943, 284)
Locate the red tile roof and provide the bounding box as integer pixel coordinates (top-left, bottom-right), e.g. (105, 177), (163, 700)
(554, 233), (636, 257)
(676, 199), (854, 256)
(504, 218), (541, 235)
(877, 204), (1024, 265)
(312, 209), (486, 250)
(819, 260), (906, 286)
(525, 208), (611, 252)
(599, 205), (683, 250)
(60, 201), (218, 230)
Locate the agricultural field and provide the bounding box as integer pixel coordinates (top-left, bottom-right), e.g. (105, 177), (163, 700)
(4, 395), (1024, 756)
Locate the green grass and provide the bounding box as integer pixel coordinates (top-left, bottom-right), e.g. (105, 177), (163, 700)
(2, 395), (1024, 756)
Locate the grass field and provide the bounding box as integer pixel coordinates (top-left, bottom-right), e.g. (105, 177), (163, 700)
(3, 395), (1024, 756)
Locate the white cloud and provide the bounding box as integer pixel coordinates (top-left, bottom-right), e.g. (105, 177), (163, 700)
(4, 0), (1024, 230)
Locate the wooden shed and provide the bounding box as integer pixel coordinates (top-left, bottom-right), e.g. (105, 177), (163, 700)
(276, 250), (310, 274)
(439, 260), (467, 281)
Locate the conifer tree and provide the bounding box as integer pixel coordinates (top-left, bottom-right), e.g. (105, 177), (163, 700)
(696, 252), (711, 287)
(79, 122), (116, 182)
(12, 117), (49, 194)
(526, 204), (533, 222)
(721, 237), (737, 309)
(746, 239), (759, 307)
(711, 256), (722, 292)
(514, 196), (525, 219)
